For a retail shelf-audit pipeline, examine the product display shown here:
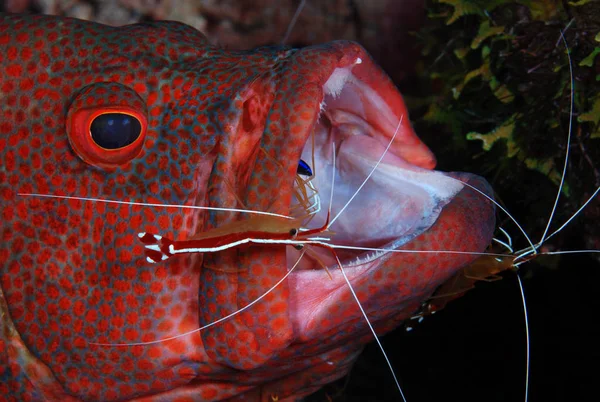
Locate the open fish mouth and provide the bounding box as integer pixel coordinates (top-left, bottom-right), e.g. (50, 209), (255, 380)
(289, 52), (474, 269)
(278, 45), (496, 336)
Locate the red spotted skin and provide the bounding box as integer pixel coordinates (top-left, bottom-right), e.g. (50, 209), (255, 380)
(0, 14), (495, 401)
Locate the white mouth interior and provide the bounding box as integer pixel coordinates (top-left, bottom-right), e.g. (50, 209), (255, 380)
(289, 67), (465, 270)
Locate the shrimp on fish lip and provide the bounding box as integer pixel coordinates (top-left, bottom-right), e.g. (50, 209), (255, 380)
(127, 49), (496, 349)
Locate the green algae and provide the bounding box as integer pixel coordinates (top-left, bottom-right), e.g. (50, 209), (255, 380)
(408, 0), (599, 248)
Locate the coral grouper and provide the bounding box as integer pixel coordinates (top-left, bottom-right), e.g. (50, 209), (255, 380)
(0, 13), (495, 401)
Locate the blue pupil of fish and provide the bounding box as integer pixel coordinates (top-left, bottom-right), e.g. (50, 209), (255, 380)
(90, 113), (142, 149)
(297, 159), (312, 176)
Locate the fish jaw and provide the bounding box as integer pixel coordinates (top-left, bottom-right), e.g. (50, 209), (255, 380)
(252, 175), (496, 400)
(194, 38), (496, 393)
(287, 173), (496, 340)
(0, 14), (496, 402)
(233, 43), (496, 398)
(197, 40), (443, 371)
(254, 42), (496, 344)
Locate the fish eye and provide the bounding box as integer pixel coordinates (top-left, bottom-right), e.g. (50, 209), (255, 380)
(90, 113), (142, 150)
(66, 82), (148, 169)
(297, 159), (313, 176)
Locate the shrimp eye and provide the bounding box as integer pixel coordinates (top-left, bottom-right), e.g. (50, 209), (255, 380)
(294, 244), (304, 250)
(90, 113), (142, 149)
(297, 159), (313, 176)
(289, 228), (299, 237)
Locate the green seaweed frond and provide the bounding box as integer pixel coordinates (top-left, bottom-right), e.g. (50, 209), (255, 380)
(569, 0), (595, 6)
(467, 114), (519, 156)
(518, 0), (563, 20)
(438, 0), (485, 24)
(466, 114), (567, 190)
(414, 0), (598, 221)
(471, 21), (506, 49)
(580, 47), (600, 67)
(579, 95), (600, 138)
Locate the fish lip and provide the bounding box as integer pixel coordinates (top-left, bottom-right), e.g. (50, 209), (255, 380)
(286, 172), (496, 339)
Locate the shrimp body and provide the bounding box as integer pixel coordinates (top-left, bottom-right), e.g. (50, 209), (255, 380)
(139, 214), (304, 263)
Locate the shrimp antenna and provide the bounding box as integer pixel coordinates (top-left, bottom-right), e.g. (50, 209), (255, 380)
(539, 22), (600, 245)
(281, 0), (306, 45)
(328, 114), (404, 228)
(328, 142), (336, 220)
(17, 193), (293, 219)
(334, 252), (408, 402)
(516, 273), (530, 402)
(538, 24), (575, 247)
(453, 179), (538, 253)
(327, 141), (407, 402)
(513, 23), (576, 402)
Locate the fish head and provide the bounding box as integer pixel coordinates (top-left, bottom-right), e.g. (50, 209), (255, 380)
(0, 14), (494, 401)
